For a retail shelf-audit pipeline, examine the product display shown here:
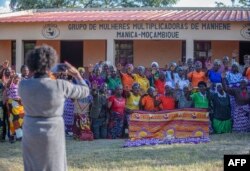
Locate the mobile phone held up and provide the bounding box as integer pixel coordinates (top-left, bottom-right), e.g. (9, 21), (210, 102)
(51, 63), (68, 73)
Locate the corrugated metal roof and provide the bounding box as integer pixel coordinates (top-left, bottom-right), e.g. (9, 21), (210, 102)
(0, 8), (250, 23)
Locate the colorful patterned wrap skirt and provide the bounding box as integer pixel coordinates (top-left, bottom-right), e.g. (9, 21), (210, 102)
(7, 99), (24, 138)
(73, 113), (93, 141)
(108, 112), (125, 139)
(63, 98), (74, 133)
(232, 104), (250, 132)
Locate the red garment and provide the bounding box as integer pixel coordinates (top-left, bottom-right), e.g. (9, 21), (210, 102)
(154, 79), (165, 95)
(108, 96), (126, 114)
(159, 95), (175, 110)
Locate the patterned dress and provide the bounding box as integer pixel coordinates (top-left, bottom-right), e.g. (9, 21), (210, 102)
(63, 98), (74, 134)
(73, 96), (93, 141)
(227, 88), (250, 132)
(225, 72), (244, 127)
(7, 83), (24, 139)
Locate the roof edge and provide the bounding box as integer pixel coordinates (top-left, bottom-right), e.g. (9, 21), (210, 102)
(1, 7), (250, 15)
(36, 7), (250, 12)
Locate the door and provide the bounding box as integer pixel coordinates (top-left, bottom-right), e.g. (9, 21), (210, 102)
(239, 41), (250, 65)
(61, 41), (83, 68)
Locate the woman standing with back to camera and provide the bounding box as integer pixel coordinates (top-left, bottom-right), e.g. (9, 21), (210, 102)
(18, 45), (89, 171)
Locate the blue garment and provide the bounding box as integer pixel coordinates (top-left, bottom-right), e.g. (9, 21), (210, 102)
(208, 70), (222, 83)
(226, 72), (243, 85)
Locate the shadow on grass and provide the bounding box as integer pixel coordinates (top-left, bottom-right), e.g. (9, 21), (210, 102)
(0, 133), (250, 170)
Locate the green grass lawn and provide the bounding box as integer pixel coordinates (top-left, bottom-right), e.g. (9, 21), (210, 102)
(0, 133), (250, 171)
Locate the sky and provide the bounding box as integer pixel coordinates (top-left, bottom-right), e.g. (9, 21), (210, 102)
(175, 0), (233, 7)
(0, 0), (235, 11)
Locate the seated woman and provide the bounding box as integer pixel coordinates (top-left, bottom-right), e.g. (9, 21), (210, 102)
(158, 85), (176, 110)
(210, 83), (232, 134)
(176, 86), (193, 109)
(154, 72), (166, 95)
(140, 87), (160, 112)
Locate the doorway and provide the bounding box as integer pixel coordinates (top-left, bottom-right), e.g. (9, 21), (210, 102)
(239, 41), (250, 65)
(61, 41), (83, 68)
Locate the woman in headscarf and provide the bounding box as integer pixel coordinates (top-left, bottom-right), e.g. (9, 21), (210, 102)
(188, 61), (207, 89)
(140, 87), (160, 112)
(210, 83), (232, 134)
(101, 61), (110, 78)
(207, 59), (222, 84)
(219, 56), (231, 73)
(148, 61), (160, 87)
(158, 85), (176, 110)
(225, 62), (243, 85)
(222, 78), (250, 132)
(173, 66), (190, 90)
(89, 64), (105, 88)
(134, 66), (150, 95)
(185, 58), (195, 73)
(117, 63), (135, 91)
(154, 71), (166, 95)
(165, 62), (177, 85)
(106, 67), (121, 94)
(108, 85), (126, 139)
(225, 62), (244, 125)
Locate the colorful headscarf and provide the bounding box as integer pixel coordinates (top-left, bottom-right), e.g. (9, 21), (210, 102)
(126, 64), (134, 70)
(138, 66), (145, 73)
(151, 62), (159, 68)
(78, 67), (85, 72)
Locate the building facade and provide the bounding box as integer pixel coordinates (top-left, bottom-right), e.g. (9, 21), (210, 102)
(0, 8), (250, 71)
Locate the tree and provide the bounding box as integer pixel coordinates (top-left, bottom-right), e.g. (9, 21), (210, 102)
(10, 0), (76, 10)
(215, 0), (250, 7)
(10, 0), (179, 11)
(215, 1), (227, 7)
(239, 0), (250, 7)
